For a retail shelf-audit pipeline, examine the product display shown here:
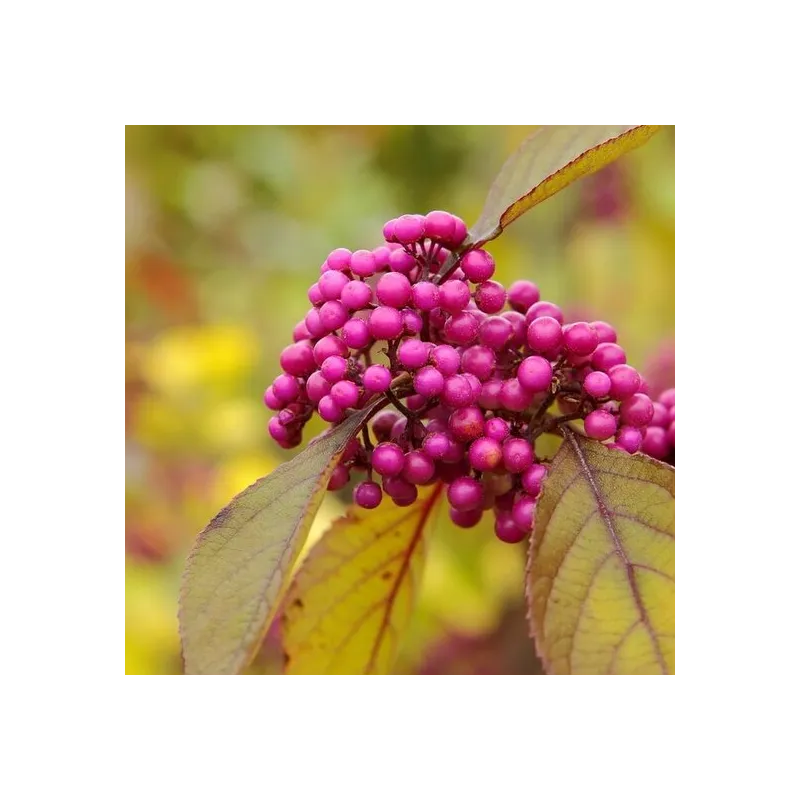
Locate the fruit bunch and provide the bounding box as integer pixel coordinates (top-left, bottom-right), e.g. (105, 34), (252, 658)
(640, 387), (675, 465)
(265, 210), (669, 543)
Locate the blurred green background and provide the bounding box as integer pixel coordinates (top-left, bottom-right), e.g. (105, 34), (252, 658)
(125, 125), (674, 675)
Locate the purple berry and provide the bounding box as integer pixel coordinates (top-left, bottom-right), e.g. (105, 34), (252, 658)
(442, 375), (473, 408)
(608, 364), (642, 400)
(443, 312), (478, 345)
(460, 345), (496, 381)
(449, 507), (483, 528)
(402, 309), (423, 335)
(354, 480), (382, 509)
(479, 316), (513, 350)
(447, 476), (484, 511)
(448, 406), (485, 442)
(500, 379), (533, 412)
(382, 219), (397, 242)
(449, 216), (468, 247)
(368, 306), (404, 340)
(431, 345), (461, 376)
(318, 270), (350, 301)
(372, 442), (406, 477)
(412, 281), (439, 311)
(667, 421), (675, 447)
(512, 495), (536, 532)
(376, 272), (412, 308)
(474, 280), (507, 313)
(371, 410), (400, 442)
(591, 343), (627, 372)
(501, 311), (527, 348)
(525, 301), (564, 324)
(363, 364), (391, 393)
(306, 371), (331, 403)
(502, 438), (533, 473)
(327, 464), (350, 491)
(484, 417), (510, 442)
(383, 476), (419, 506)
(650, 401), (669, 428)
(268, 417), (291, 446)
(461, 250), (495, 283)
(340, 280), (373, 310)
(507, 280), (540, 312)
(659, 388), (676, 408)
(280, 341), (316, 377)
(304, 308), (326, 337)
(414, 366), (445, 397)
(292, 321), (310, 342)
(424, 210), (456, 242)
(439, 280), (471, 313)
(468, 437), (503, 471)
(398, 339), (431, 370)
(341, 318), (371, 349)
(616, 425), (643, 454)
(389, 248), (416, 274)
(521, 463), (548, 497)
(562, 322), (599, 356)
(326, 248), (352, 271)
(263, 387), (282, 410)
(494, 514), (526, 544)
(526, 316), (562, 353)
(313, 335), (348, 366)
(272, 373), (300, 403)
(584, 409), (618, 440)
(350, 249), (377, 278)
(423, 431), (452, 460)
(517, 356), (553, 393)
(394, 214), (426, 244)
(403, 450), (436, 485)
(331, 380), (360, 408)
(591, 320), (617, 344)
(620, 392), (655, 428)
(583, 371), (612, 399)
(318, 395), (344, 423)
(641, 426), (669, 459)
(320, 355), (348, 383)
(307, 282), (323, 305)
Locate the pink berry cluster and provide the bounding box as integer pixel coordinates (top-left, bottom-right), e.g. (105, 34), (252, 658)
(265, 210), (669, 543)
(639, 387), (675, 465)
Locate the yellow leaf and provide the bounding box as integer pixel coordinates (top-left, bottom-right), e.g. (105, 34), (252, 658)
(179, 403), (380, 675)
(283, 486), (445, 674)
(527, 429), (674, 674)
(471, 125), (662, 244)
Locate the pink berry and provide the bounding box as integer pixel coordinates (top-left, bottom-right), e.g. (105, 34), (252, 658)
(474, 280), (507, 313)
(431, 345), (461, 376)
(327, 465), (350, 491)
(659, 388), (676, 408)
(413, 366), (445, 398)
(584, 409), (618, 440)
(494, 514), (526, 544)
(439, 280), (471, 313)
(306, 371), (331, 403)
(608, 364), (642, 400)
(526, 316), (562, 353)
(319, 300), (349, 332)
(667, 421), (675, 447)
(512, 495), (536, 532)
(376, 272), (412, 308)
(591, 343), (627, 372)
(468, 437), (503, 471)
(326, 248), (352, 271)
(383, 476), (418, 506)
(403, 450), (436, 485)
(402, 309), (423, 335)
(479, 316), (513, 351)
(526, 301), (564, 324)
(350, 249), (377, 278)
(313, 335), (348, 366)
(449, 507), (483, 528)
(460, 345), (496, 381)
(272, 373), (300, 403)
(394, 214), (426, 244)
(340, 280), (373, 310)
(304, 308), (326, 337)
(308, 282), (324, 305)
(292, 320), (311, 342)
(500, 379), (533, 412)
(620, 392), (654, 428)
(562, 322), (599, 356)
(280, 341), (316, 377)
(501, 311), (528, 348)
(354, 480), (382, 509)
(449, 406), (485, 442)
(502, 438), (533, 473)
(412, 281), (439, 311)
(591, 320), (617, 344)
(389, 248), (416, 274)
(398, 339), (431, 370)
(341, 318), (371, 349)
(424, 210), (456, 242)
(583, 371), (612, 398)
(362, 364), (391, 393)
(641, 426), (669, 459)
(382, 218), (397, 242)
(449, 216), (468, 247)
(320, 355), (348, 383)
(615, 426), (643, 453)
(518, 356), (553, 393)
(484, 417), (510, 442)
(460, 250), (495, 283)
(263, 386), (282, 410)
(507, 280), (540, 312)
(372, 442), (405, 477)
(444, 312), (478, 345)
(318, 395), (344, 423)
(447, 476), (484, 511)
(423, 431), (452, 460)
(372, 246), (391, 271)
(650, 401), (669, 428)
(442, 375), (473, 408)
(318, 270), (350, 301)
(521, 463), (548, 497)
(369, 306), (404, 340)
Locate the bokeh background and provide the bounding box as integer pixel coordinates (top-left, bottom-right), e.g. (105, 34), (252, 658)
(125, 125), (674, 675)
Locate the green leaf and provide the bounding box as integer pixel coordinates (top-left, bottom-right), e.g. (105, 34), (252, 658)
(470, 125), (661, 245)
(526, 429), (675, 674)
(179, 403), (380, 675)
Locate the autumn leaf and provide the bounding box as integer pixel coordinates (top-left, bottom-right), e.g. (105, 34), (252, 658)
(282, 485), (445, 674)
(527, 429), (674, 675)
(179, 402), (381, 675)
(470, 125), (661, 245)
